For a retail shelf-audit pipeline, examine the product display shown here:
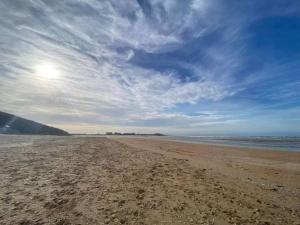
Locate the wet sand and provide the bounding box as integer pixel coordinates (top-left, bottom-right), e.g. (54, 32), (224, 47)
(0, 135), (299, 225)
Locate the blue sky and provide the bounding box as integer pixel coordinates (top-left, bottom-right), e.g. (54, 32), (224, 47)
(0, 0), (300, 135)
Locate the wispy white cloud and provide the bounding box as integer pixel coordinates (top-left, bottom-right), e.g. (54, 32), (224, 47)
(0, 0), (299, 134)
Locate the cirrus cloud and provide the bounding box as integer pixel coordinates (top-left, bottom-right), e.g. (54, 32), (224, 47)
(0, 0), (299, 135)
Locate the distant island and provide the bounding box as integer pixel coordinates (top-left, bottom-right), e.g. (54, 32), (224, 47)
(0, 111), (69, 136)
(71, 132), (165, 136)
(105, 132), (165, 136)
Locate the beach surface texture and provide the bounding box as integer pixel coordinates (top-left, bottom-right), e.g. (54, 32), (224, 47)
(0, 135), (299, 225)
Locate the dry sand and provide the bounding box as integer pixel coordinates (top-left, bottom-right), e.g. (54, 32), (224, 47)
(0, 135), (299, 225)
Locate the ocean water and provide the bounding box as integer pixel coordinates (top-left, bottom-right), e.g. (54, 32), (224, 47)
(156, 136), (300, 152)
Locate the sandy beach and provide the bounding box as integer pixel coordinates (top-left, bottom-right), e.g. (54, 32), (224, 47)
(0, 135), (299, 225)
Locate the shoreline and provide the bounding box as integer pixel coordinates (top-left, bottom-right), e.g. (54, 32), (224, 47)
(113, 136), (300, 165)
(110, 135), (300, 152)
(1, 133), (299, 152)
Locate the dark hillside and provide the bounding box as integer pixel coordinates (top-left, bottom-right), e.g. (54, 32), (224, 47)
(0, 111), (69, 136)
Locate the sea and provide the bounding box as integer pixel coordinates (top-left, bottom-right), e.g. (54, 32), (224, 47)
(155, 136), (300, 152)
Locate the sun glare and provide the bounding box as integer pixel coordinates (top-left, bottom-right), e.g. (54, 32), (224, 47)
(35, 63), (60, 79)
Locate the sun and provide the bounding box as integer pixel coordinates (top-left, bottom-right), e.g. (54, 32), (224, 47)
(35, 62), (60, 79)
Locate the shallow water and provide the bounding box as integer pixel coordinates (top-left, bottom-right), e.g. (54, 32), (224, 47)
(157, 136), (300, 152)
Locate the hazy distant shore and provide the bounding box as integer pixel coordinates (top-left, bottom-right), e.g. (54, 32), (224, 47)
(0, 135), (299, 225)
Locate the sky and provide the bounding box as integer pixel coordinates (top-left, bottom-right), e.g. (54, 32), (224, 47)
(0, 0), (300, 136)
